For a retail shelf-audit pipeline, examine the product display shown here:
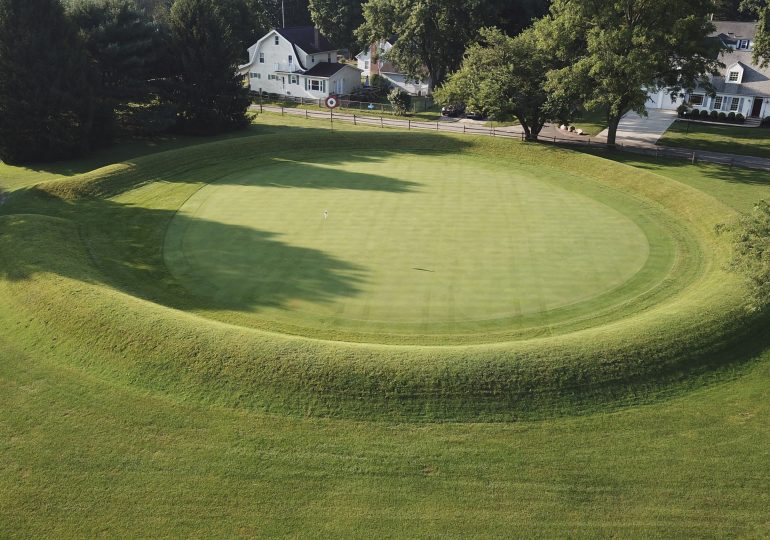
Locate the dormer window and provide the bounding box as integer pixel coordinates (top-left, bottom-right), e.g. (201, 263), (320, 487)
(275, 36), (279, 45)
(739, 39), (749, 50)
(729, 71), (740, 82)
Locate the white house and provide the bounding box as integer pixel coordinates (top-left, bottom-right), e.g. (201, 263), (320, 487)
(648, 21), (770, 121)
(356, 39), (432, 96)
(238, 26), (362, 98)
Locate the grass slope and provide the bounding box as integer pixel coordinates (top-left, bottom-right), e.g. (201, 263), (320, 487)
(658, 120), (770, 158)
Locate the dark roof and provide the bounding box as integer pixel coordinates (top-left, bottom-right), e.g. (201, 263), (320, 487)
(302, 62), (349, 78)
(710, 50), (770, 97)
(712, 21), (758, 44)
(276, 26), (335, 54)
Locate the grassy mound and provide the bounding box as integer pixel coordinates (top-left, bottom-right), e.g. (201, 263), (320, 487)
(0, 118), (763, 420)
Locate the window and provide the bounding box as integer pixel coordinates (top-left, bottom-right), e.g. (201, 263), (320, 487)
(729, 71), (740, 82)
(311, 56), (315, 63)
(250, 72), (261, 79)
(305, 79), (326, 92)
(739, 39), (749, 49)
(327, 54), (331, 62)
(690, 94), (704, 106)
(713, 96), (723, 110)
(730, 97), (740, 111)
(274, 36), (279, 45)
(364, 60), (370, 69)
(259, 52), (264, 64)
(288, 55), (293, 64)
(290, 75), (299, 85)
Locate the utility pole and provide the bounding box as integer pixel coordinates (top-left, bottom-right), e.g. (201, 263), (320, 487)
(282, 0), (285, 28)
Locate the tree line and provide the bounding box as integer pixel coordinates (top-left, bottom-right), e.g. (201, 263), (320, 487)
(2, 0), (769, 164)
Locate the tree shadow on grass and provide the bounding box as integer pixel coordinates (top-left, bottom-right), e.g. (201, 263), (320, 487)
(33, 126), (470, 199)
(0, 126), (473, 313)
(0, 199), (366, 314)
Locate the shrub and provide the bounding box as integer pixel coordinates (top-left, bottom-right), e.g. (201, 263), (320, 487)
(718, 111), (727, 122)
(727, 200), (770, 312)
(736, 113), (745, 124)
(697, 109), (708, 119)
(387, 88), (412, 116)
(709, 110), (719, 121)
(677, 103), (689, 118)
(762, 116), (770, 127)
(728, 111), (736, 122)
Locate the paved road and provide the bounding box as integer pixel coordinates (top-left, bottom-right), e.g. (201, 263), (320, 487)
(255, 104), (770, 171)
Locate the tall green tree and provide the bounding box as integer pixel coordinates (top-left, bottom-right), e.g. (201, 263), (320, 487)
(357, 0), (501, 90)
(740, 1), (770, 67)
(543, 0), (722, 146)
(436, 27), (569, 141)
(309, 0), (363, 53)
(222, 0), (278, 58)
(0, 0), (95, 164)
(169, 0), (251, 135)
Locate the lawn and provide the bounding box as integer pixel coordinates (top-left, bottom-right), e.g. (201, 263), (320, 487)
(571, 106), (610, 136)
(1, 113), (769, 536)
(658, 119), (770, 158)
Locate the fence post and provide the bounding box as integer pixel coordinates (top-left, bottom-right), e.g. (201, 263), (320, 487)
(436, 121), (439, 131)
(305, 109), (308, 119)
(353, 114), (357, 126)
(692, 151), (696, 164)
(281, 105), (284, 116)
(463, 124), (466, 134)
(492, 126), (496, 137)
(380, 116), (384, 128)
(408, 120), (411, 130)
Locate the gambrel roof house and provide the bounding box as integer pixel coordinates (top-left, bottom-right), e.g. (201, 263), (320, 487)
(238, 26), (362, 98)
(356, 39), (432, 96)
(647, 21), (770, 122)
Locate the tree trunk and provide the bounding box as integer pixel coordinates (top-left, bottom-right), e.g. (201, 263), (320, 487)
(606, 113), (621, 147)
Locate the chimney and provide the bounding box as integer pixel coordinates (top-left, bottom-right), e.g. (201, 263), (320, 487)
(314, 27), (320, 50)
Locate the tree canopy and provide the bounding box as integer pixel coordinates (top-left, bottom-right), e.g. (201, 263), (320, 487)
(0, 0), (95, 163)
(169, 0), (251, 134)
(309, 0), (363, 53)
(542, 0), (722, 146)
(357, 0), (504, 90)
(436, 26), (568, 141)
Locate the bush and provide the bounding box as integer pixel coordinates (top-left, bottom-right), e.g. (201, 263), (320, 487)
(728, 111), (736, 122)
(709, 110), (719, 121)
(696, 109), (707, 119)
(387, 88), (412, 116)
(727, 200), (770, 312)
(762, 116), (770, 127)
(736, 113), (745, 124)
(369, 74), (392, 99)
(677, 104), (689, 118)
(718, 112), (727, 122)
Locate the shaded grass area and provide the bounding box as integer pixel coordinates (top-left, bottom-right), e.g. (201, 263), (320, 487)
(659, 120), (770, 159)
(572, 106), (609, 136)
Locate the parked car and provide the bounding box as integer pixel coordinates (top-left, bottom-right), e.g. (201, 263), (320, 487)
(441, 103), (466, 117)
(465, 110), (485, 120)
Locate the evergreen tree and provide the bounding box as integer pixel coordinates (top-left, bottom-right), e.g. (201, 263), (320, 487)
(169, 0), (251, 134)
(0, 0), (95, 164)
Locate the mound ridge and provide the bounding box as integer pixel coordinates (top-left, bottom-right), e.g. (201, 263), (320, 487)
(0, 122), (762, 420)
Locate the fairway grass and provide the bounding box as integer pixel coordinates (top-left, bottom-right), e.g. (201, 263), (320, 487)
(1, 114), (770, 536)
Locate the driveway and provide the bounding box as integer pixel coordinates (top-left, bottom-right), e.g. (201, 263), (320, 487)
(597, 109), (678, 147)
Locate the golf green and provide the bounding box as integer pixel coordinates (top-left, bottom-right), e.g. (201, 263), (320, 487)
(164, 152), (663, 340)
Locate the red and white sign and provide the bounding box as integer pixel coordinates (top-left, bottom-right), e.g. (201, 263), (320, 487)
(325, 95), (340, 109)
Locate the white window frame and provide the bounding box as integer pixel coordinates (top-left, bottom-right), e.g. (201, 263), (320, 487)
(290, 75), (299, 85)
(250, 72), (261, 79)
(690, 94), (704, 106)
(728, 71), (740, 82)
(259, 52), (264, 64)
(274, 36), (279, 45)
(730, 97), (740, 111)
(364, 60), (370, 69)
(713, 96), (723, 110)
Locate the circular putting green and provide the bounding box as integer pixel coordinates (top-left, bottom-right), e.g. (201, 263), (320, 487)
(163, 152), (677, 342)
